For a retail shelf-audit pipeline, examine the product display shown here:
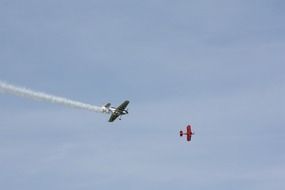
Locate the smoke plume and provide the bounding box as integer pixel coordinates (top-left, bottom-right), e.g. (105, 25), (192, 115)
(0, 81), (105, 113)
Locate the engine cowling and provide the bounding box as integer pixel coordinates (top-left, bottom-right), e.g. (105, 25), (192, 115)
(179, 131), (183, 137)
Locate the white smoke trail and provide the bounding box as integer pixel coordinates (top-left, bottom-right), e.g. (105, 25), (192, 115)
(0, 81), (106, 113)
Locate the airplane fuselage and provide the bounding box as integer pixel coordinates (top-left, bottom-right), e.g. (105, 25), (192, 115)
(109, 107), (128, 115)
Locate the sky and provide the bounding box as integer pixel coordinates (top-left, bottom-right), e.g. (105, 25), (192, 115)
(0, 0), (285, 189)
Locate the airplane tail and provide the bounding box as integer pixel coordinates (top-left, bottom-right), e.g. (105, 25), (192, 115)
(104, 103), (111, 108)
(102, 103), (111, 113)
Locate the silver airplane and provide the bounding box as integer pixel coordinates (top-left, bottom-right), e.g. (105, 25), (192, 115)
(102, 100), (129, 122)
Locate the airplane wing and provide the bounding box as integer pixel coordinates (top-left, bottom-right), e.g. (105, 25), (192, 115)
(186, 125), (192, 141)
(116, 100), (129, 112)
(108, 113), (119, 122)
(187, 135), (192, 141)
(187, 125), (192, 134)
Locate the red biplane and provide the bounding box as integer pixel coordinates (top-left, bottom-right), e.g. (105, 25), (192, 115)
(179, 125), (194, 142)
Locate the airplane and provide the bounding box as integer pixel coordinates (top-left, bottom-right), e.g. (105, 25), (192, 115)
(102, 100), (129, 122)
(179, 125), (194, 142)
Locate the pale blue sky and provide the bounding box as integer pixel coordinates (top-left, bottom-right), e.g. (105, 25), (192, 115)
(0, 0), (285, 189)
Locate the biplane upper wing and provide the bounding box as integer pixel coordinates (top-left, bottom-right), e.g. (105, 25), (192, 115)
(187, 135), (192, 141)
(186, 125), (192, 141)
(187, 125), (192, 134)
